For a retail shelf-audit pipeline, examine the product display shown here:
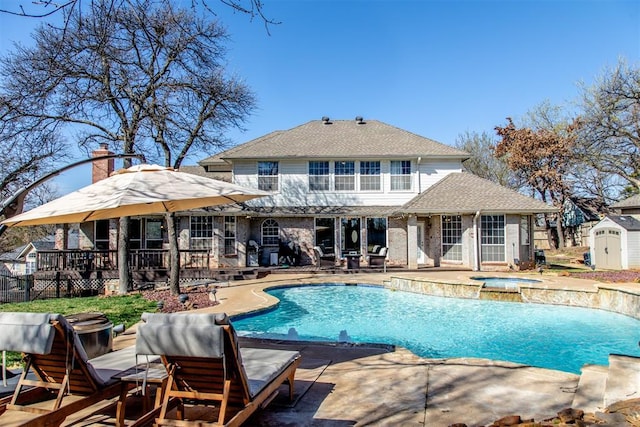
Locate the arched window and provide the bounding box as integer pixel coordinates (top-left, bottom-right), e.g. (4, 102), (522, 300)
(262, 219), (280, 246)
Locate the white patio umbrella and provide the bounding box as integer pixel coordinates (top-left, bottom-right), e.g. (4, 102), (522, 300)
(1, 164), (268, 226)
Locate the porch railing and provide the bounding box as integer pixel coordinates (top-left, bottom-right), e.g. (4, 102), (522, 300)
(36, 249), (211, 272)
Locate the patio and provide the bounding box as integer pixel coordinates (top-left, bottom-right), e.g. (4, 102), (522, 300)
(4, 270), (638, 426)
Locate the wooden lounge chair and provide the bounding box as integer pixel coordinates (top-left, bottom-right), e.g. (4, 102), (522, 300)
(136, 312), (302, 427)
(0, 312), (138, 426)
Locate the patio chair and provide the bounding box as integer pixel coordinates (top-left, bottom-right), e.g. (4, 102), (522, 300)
(313, 245), (335, 268)
(136, 312), (302, 427)
(0, 312), (138, 426)
(368, 246), (388, 267)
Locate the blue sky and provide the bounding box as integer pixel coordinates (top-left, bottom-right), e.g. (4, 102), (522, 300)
(1, 0), (639, 193)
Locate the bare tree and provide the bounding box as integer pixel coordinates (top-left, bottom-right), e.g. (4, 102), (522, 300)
(0, 0), (256, 294)
(454, 130), (523, 190)
(0, 0), (279, 32)
(574, 58), (640, 195)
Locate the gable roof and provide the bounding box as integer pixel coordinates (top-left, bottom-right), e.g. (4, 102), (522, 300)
(399, 172), (557, 215)
(611, 194), (640, 209)
(603, 215), (640, 231)
(201, 119), (469, 162)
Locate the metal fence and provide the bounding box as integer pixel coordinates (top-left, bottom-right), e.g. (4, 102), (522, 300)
(0, 271), (105, 303)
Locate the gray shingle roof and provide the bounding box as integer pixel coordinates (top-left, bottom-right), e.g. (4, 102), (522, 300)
(201, 119), (469, 162)
(399, 172), (557, 214)
(606, 215), (640, 231)
(611, 194), (640, 209)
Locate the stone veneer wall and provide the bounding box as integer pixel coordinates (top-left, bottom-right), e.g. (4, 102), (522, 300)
(389, 277), (640, 321)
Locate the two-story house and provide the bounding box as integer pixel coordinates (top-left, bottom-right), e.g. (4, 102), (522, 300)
(54, 117), (555, 273)
(179, 117), (554, 271)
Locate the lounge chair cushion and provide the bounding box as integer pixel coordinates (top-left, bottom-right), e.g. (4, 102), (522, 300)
(88, 345), (139, 385)
(136, 323), (224, 358)
(378, 247), (388, 257)
(0, 312), (55, 355)
(141, 312), (229, 325)
(240, 347), (301, 398)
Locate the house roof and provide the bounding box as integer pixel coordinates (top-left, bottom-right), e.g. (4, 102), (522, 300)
(567, 197), (605, 222)
(604, 215), (640, 231)
(0, 244), (26, 262)
(200, 119), (469, 163)
(611, 194), (640, 209)
(398, 172), (557, 215)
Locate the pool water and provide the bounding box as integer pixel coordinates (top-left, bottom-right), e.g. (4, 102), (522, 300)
(232, 284), (640, 373)
(472, 276), (542, 289)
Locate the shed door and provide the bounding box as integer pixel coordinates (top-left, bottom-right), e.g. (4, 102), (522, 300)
(594, 228), (622, 270)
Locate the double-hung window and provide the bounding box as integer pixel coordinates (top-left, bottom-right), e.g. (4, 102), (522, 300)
(309, 161), (330, 191)
(481, 215), (505, 262)
(442, 215), (462, 261)
(224, 216), (236, 255)
(390, 160), (411, 191)
(360, 161), (381, 191)
(190, 216), (213, 250)
(258, 161), (279, 191)
(334, 161), (355, 191)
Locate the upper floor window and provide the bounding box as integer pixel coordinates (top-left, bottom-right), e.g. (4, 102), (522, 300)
(390, 160), (411, 191)
(309, 161), (330, 191)
(261, 218), (280, 246)
(190, 216), (213, 250)
(334, 161), (355, 191)
(258, 161), (278, 191)
(224, 216), (236, 255)
(359, 161), (381, 191)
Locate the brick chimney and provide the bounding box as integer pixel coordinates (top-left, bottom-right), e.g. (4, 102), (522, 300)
(92, 143), (114, 183)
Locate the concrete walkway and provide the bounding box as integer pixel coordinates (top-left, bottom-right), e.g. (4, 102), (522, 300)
(113, 270), (622, 426)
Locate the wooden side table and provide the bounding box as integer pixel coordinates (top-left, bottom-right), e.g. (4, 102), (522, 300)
(113, 363), (168, 426)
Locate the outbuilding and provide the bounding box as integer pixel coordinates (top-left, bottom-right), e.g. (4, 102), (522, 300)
(589, 215), (640, 270)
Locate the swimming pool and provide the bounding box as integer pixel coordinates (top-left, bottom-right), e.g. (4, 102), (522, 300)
(232, 284), (640, 374)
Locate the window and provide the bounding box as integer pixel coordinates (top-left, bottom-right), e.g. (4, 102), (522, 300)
(129, 219), (142, 250)
(442, 215), (462, 261)
(95, 220), (110, 250)
(145, 219), (164, 249)
(258, 161), (278, 191)
(481, 215), (505, 262)
(261, 219), (279, 246)
(366, 218), (387, 250)
(190, 216), (213, 250)
(390, 160), (411, 191)
(334, 161), (355, 191)
(224, 216), (236, 255)
(315, 218), (335, 253)
(360, 161), (380, 191)
(520, 216), (530, 246)
(309, 161), (330, 191)
(26, 251), (36, 275)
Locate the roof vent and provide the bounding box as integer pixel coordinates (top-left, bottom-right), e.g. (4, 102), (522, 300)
(355, 116), (365, 124)
(321, 116), (332, 124)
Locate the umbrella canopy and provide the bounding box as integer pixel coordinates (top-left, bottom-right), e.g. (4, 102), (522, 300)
(2, 164), (269, 227)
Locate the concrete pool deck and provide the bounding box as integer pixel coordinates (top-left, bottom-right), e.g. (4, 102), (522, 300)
(108, 269), (639, 426)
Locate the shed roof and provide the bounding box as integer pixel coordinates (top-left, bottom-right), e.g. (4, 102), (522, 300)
(603, 215), (640, 231)
(399, 172), (557, 215)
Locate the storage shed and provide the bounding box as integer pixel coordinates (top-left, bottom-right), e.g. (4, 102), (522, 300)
(589, 215), (640, 270)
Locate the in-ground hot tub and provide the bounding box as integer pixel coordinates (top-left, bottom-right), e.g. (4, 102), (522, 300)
(65, 312), (113, 359)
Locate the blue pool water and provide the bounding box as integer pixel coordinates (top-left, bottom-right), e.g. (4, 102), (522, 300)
(232, 284), (640, 373)
(472, 276), (542, 289)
